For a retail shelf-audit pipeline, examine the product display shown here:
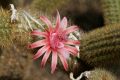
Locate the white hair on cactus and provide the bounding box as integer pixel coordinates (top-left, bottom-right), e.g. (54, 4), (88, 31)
(23, 13), (33, 31)
(69, 33), (80, 57)
(70, 71), (91, 80)
(10, 4), (18, 23)
(23, 11), (44, 31)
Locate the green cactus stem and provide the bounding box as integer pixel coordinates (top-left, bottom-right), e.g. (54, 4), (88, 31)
(31, 0), (69, 14)
(88, 68), (117, 80)
(79, 23), (120, 67)
(101, 0), (120, 24)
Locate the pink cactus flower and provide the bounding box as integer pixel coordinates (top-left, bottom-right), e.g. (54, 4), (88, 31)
(28, 12), (80, 73)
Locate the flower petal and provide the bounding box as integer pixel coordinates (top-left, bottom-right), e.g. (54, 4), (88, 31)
(28, 39), (47, 49)
(61, 17), (67, 28)
(31, 30), (47, 37)
(55, 11), (61, 31)
(65, 26), (79, 34)
(40, 16), (52, 28)
(64, 46), (78, 56)
(51, 51), (58, 74)
(58, 48), (70, 59)
(33, 45), (50, 60)
(41, 49), (51, 67)
(65, 40), (80, 45)
(58, 53), (68, 71)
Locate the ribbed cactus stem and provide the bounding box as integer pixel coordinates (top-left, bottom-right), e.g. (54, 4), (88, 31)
(80, 24), (120, 67)
(101, 0), (120, 24)
(88, 68), (117, 80)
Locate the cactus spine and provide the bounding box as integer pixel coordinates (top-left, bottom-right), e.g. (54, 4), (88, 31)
(80, 24), (120, 67)
(101, 0), (120, 24)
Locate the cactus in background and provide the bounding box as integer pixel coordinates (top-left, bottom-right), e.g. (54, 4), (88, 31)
(88, 68), (117, 80)
(101, 0), (120, 24)
(77, 0), (120, 67)
(72, 0), (120, 79)
(31, 0), (69, 14)
(79, 23), (120, 67)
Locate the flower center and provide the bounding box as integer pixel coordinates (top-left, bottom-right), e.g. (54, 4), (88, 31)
(49, 32), (67, 50)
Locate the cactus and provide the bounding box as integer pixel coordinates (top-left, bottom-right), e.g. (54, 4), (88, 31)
(71, 0), (120, 79)
(0, 9), (38, 48)
(101, 0), (120, 24)
(88, 68), (117, 80)
(0, 9), (12, 47)
(31, 0), (69, 14)
(79, 23), (120, 67)
(0, 9), (33, 78)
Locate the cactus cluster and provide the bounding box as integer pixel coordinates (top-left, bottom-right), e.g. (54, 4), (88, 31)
(79, 23), (120, 67)
(0, 0), (120, 79)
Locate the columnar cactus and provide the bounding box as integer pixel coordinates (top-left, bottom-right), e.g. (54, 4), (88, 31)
(79, 23), (120, 67)
(88, 68), (117, 80)
(101, 0), (120, 24)
(31, 0), (69, 14)
(72, 0), (120, 79)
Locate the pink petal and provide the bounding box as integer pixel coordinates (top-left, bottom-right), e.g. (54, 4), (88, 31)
(61, 17), (67, 28)
(58, 48), (70, 59)
(33, 45), (50, 60)
(64, 46), (78, 56)
(58, 53), (68, 71)
(65, 40), (80, 45)
(41, 49), (51, 67)
(28, 39), (47, 49)
(64, 26), (79, 34)
(51, 51), (58, 74)
(40, 16), (52, 29)
(55, 11), (61, 31)
(31, 30), (47, 37)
